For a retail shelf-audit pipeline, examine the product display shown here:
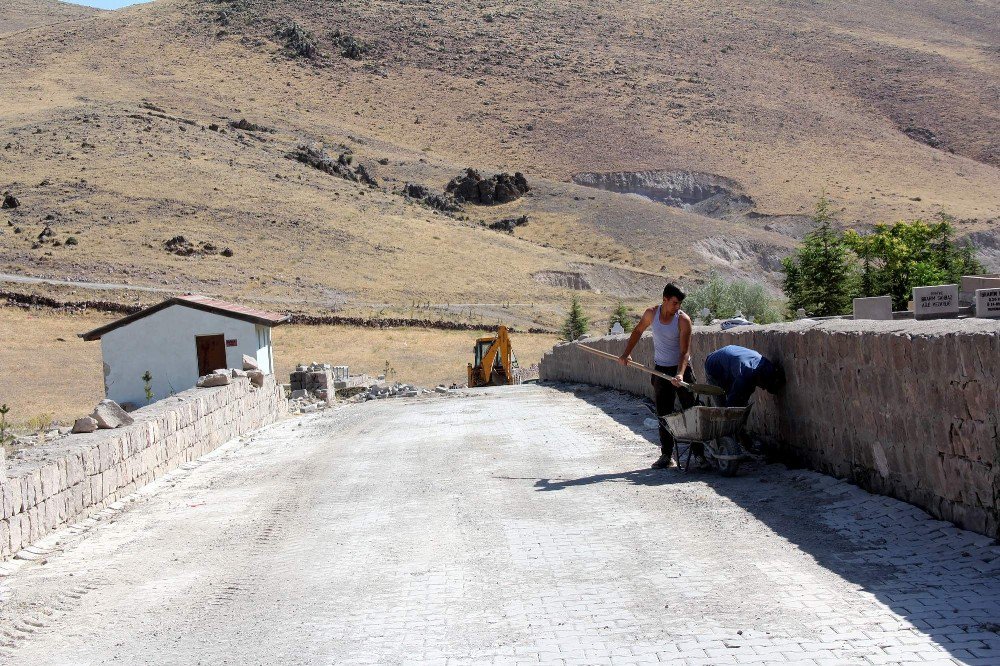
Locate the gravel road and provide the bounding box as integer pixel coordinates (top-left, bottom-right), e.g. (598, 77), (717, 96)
(1, 384), (997, 665)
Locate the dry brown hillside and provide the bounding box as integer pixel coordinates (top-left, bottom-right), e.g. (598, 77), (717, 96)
(0, 0), (99, 36)
(1, 0), (998, 327)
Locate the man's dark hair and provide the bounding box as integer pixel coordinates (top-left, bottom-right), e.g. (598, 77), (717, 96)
(759, 359), (786, 394)
(662, 283), (686, 301)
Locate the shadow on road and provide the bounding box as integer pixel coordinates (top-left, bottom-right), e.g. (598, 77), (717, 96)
(541, 382), (1000, 663)
(535, 468), (685, 491)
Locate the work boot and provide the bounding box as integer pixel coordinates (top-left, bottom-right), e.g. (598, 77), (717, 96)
(651, 454), (677, 469)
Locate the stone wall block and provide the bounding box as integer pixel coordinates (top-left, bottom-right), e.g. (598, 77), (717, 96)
(1, 482), (14, 520)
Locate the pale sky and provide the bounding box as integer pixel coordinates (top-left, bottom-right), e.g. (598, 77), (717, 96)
(63, 0), (154, 9)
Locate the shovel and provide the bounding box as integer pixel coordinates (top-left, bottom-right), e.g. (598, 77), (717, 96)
(577, 345), (725, 396)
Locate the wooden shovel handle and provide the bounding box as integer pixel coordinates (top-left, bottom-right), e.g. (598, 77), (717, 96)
(577, 344), (726, 396)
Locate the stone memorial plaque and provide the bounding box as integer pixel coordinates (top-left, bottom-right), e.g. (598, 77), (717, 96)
(913, 284), (959, 320)
(853, 296), (893, 320)
(975, 288), (1000, 319)
(960, 275), (1000, 305)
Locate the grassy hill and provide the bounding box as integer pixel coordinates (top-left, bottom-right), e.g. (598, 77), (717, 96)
(1, 0), (998, 329)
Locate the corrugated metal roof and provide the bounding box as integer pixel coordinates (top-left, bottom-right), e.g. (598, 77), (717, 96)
(79, 294), (290, 341)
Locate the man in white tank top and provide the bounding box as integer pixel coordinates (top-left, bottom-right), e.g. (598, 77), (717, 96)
(618, 283), (698, 469)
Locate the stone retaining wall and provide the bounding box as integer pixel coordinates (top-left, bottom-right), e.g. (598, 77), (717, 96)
(540, 319), (1000, 539)
(0, 375), (287, 559)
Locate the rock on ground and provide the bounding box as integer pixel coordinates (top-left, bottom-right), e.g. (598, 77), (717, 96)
(89, 399), (134, 429)
(71, 416), (98, 434)
(197, 372), (231, 388)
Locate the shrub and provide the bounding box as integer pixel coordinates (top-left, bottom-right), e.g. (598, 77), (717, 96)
(0, 404), (15, 447)
(333, 31), (367, 60)
(685, 273), (784, 324)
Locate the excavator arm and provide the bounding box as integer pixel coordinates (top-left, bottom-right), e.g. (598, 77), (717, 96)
(468, 325), (520, 387)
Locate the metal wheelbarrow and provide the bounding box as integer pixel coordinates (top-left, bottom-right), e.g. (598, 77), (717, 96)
(661, 404), (752, 476)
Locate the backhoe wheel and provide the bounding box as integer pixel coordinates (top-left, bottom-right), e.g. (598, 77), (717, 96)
(715, 436), (742, 477)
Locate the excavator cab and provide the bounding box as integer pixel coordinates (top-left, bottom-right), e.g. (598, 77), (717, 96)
(468, 325), (521, 387)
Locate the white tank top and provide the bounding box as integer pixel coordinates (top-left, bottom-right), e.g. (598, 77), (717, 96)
(652, 305), (682, 367)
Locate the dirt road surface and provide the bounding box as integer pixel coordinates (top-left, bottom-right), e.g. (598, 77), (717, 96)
(1, 385), (997, 665)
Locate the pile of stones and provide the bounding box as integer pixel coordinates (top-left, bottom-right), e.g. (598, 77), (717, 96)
(71, 398), (135, 434)
(196, 355), (265, 389)
(362, 382), (428, 401)
(289, 363), (340, 402)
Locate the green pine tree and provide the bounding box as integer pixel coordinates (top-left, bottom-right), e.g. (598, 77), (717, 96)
(561, 296), (589, 341)
(608, 301), (634, 333)
(781, 195), (855, 317)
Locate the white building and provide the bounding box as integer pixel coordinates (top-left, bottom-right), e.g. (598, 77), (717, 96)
(80, 294), (289, 408)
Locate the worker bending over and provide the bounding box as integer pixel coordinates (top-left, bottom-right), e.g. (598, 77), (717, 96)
(704, 345), (785, 407)
(618, 283), (697, 469)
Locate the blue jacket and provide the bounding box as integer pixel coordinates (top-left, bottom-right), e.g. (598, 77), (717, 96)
(704, 345), (774, 407)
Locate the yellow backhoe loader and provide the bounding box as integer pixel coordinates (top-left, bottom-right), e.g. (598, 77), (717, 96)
(467, 325), (522, 387)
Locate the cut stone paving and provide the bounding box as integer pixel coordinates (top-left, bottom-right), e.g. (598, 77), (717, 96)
(0, 385), (997, 665)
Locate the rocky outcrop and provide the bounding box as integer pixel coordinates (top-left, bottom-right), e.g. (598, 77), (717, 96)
(287, 145), (379, 188)
(488, 215), (529, 233)
(446, 168), (529, 205)
(2, 193), (20, 209)
(164, 235), (233, 258)
(402, 183), (462, 213)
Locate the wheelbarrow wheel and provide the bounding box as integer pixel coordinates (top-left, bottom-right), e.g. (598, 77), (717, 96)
(715, 436), (742, 477)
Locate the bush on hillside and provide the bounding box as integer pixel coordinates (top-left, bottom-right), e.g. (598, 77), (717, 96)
(685, 274), (784, 324)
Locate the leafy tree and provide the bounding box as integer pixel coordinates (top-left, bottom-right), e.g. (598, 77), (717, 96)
(685, 273), (784, 324)
(608, 301), (634, 333)
(781, 195), (856, 317)
(561, 296), (589, 341)
(845, 216), (984, 310)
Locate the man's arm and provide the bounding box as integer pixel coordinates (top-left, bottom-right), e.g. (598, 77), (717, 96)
(672, 312), (693, 385)
(618, 307), (654, 365)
